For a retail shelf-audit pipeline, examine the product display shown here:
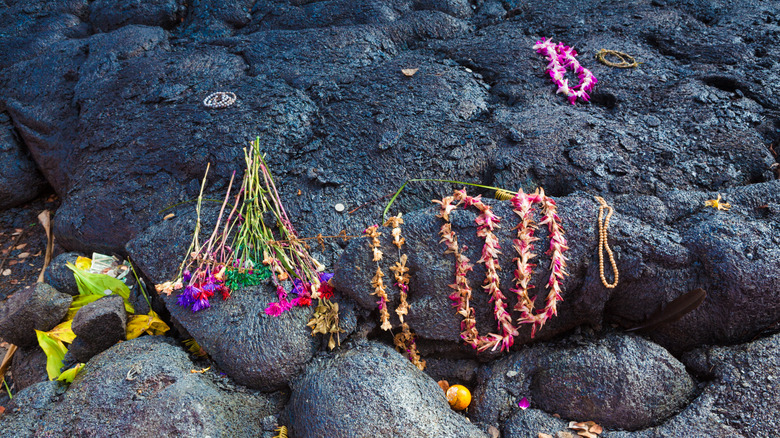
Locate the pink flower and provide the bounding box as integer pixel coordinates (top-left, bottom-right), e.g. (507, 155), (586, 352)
(518, 397), (530, 410)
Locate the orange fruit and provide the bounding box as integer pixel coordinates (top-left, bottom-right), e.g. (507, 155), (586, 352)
(446, 384), (472, 411)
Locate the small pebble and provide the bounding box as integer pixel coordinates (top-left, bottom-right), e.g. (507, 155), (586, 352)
(335, 203), (345, 212)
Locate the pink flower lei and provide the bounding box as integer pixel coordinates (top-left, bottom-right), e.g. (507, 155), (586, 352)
(510, 188), (569, 338)
(434, 187), (569, 352)
(533, 37), (597, 105)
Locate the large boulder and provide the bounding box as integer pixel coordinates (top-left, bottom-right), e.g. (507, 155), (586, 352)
(161, 284), (355, 391)
(1, 336), (287, 437)
(0, 283), (72, 347)
(285, 341), (489, 438)
(472, 332), (696, 431)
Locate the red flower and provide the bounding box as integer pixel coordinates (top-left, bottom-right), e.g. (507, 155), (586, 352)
(318, 281), (335, 300)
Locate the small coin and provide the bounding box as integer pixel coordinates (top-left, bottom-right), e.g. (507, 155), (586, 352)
(334, 203), (345, 212)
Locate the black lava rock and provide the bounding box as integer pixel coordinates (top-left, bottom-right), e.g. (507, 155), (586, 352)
(0, 283), (72, 347)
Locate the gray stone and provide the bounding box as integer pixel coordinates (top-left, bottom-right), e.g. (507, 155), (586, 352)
(0, 283), (72, 347)
(284, 341), (489, 438)
(2, 336), (287, 437)
(472, 332), (696, 431)
(0, 112), (48, 209)
(66, 295), (127, 362)
(43, 252), (83, 296)
(604, 332), (780, 438)
(9, 346), (49, 392)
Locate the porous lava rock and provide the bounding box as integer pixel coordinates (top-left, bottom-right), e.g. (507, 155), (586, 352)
(285, 341), (489, 438)
(43, 252), (83, 296)
(66, 295), (127, 363)
(471, 331), (696, 430)
(0, 112), (48, 209)
(0, 283), (72, 347)
(1, 336), (287, 437)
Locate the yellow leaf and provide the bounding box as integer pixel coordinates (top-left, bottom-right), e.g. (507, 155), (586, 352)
(57, 363), (84, 383)
(75, 256), (92, 271)
(126, 311), (170, 340)
(35, 330), (67, 380)
(47, 319), (76, 344)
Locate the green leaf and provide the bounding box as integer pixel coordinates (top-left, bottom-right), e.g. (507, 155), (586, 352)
(56, 363), (84, 383)
(66, 263), (135, 313)
(35, 330), (67, 380)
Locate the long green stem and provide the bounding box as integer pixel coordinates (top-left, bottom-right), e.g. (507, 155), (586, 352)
(382, 178), (518, 220)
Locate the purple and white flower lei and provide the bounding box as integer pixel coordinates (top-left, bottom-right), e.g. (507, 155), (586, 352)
(533, 37), (597, 105)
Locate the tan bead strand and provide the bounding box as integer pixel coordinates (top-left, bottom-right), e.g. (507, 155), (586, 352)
(596, 196), (619, 288)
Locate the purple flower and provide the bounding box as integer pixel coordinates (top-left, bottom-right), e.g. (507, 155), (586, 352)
(318, 272), (334, 283)
(192, 296), (211, 312)
(183, 270), (192, 283)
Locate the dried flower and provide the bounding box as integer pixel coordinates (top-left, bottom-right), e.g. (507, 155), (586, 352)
(704, 193), (731, 211)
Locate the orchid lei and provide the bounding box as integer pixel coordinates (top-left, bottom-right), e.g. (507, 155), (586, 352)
(509, 188), (569, 337)
(434, 188), (568, 352)
(435, 190), (517, 353)
(533, 37), (597, 105)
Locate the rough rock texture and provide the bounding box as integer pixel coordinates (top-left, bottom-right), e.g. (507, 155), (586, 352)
(1, 336), (287, 438)
(334, 180), (780, 355)
(43, 252), (83, 296)
(66, 295), (127, 363)
(89, 0), (186, 32)
(2, 0), (780, 435)
(9, 345), (49, 392)
(0, 112), (48, 209)
(472, 332), (696, 430)
(284, 341), (489, 438)
(160, 283), (356, 391)
(501, 332), (780, 438)
(0, 283), (72, 347)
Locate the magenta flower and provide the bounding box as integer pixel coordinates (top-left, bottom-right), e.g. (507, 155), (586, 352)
(518, 397), (530, 410)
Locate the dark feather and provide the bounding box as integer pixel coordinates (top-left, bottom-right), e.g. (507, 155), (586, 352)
(626, 288), (707, 332)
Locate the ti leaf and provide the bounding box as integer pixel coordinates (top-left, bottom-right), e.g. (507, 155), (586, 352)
(67, 263), (135, 313)
(126, 311), (170, 340)
(57, 363), (84, 383)
(47, 319), (76, 344)
(35, 330), (67, 380)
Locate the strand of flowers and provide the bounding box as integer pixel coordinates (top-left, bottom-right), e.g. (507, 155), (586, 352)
(366, 225), (393, 330)
(533, 37), (598, 105)
(383, 214), (425, 370)
(434, 191), (517, 353)
(509, 188), (569, 337)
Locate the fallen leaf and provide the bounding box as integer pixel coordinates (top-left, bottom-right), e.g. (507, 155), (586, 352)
(33, 251), (41, 257)
(8, 260), (16, 266)
(437, 380), (450, 392)
(0, 406), (5, 414)
(163, 213), (175, 221)
(401, 68), (419, 77)
(18, 252), (30, 259)
(589, 424), (603, 434)
(2, 269), (10, 276)
(14, 243), (27, 250)
(538, 434), (553, 438)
